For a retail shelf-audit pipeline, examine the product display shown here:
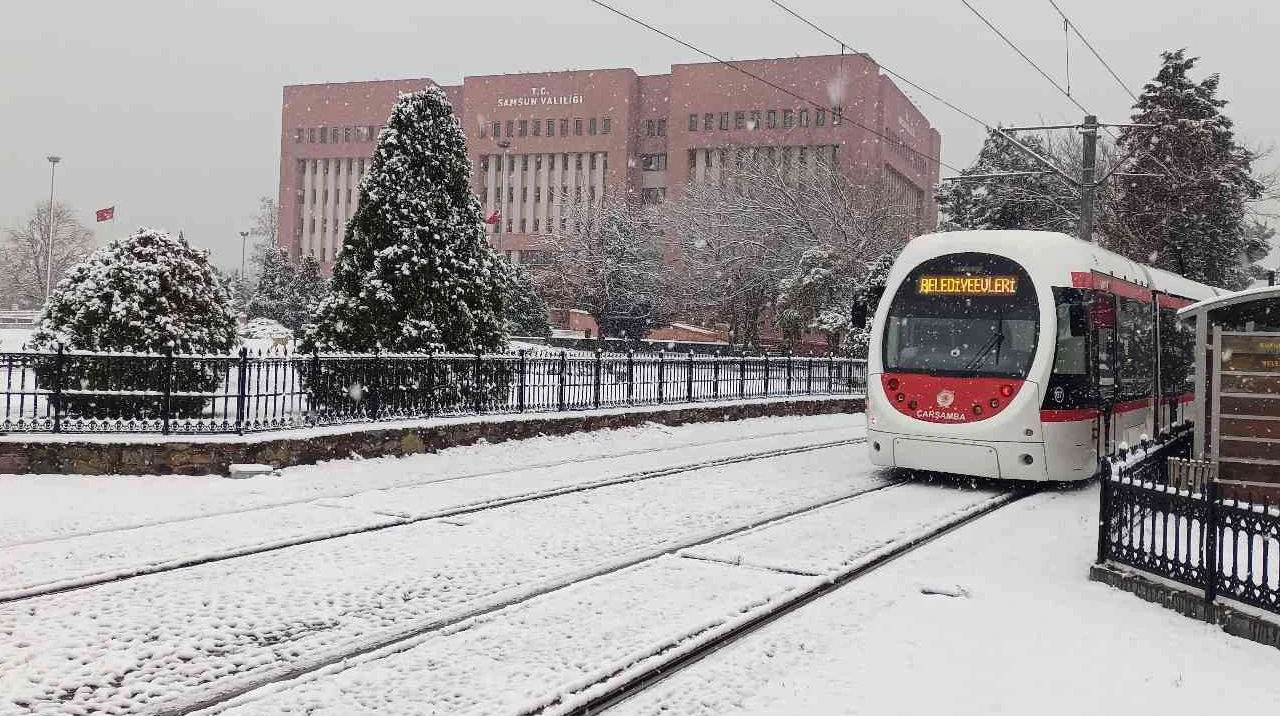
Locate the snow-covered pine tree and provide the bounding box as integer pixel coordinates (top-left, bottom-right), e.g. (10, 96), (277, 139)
(1110, 50), (1262, 288)
(935, 133), (1079, 234)
(303, 86), (509, 353)
(282, 253), (329, 332)
(503, 263), (551, 338)
(248, 246), (293, 322)
(29, 227), (238, 419)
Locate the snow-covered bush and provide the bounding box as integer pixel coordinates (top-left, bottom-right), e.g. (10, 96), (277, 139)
(29, 227), (237, 419)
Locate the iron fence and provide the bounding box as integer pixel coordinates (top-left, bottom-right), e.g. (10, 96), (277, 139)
(1098, 432), (1280, 617)
(0, 348), (866, 436)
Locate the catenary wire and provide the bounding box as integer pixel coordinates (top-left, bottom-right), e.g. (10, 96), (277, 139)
(585, 0), (964, 173)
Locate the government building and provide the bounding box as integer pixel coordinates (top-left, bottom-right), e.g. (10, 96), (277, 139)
(277, 53), (941, 272)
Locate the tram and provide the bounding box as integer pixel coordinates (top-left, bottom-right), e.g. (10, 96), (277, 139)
(865, 230), (1224, 481)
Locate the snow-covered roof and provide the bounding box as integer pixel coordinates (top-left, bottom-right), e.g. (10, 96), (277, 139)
(1177, 285), (1280, 320)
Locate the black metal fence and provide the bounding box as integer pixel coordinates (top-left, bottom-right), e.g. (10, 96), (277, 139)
(1098, 432), (1280, 617)
(0, 348), (866, 435)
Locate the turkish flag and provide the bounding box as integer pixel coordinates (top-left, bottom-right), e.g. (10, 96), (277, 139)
(95, 206), (115, 222)
(484, 210), (500, 225)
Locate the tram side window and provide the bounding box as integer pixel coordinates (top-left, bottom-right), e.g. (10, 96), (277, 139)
(1159, 307), (1195, 397)
(1053, 300), (1088, 375)
(1116, 297), (1154, 401)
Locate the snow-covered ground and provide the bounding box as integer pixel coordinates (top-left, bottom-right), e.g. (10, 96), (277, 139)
(0, 328), (31, 352)
(608, 485), (1280, 716)
(0, 419), (882, 715)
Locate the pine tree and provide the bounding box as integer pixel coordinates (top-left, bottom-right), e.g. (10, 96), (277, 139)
(1110, 50), (1263, 288)
(503, 263), (551, 338)
(248, 246), (293, 321)
(29, 227), (238, 418)
(935, 133), (1079, 234)
(281, 253), (329, 332)
(303, 86), (509, 353)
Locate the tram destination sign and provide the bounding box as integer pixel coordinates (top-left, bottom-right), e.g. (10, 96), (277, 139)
(917, 275), (1018, 296)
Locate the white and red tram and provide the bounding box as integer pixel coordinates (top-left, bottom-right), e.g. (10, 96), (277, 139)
(866, 230), (1224, 481)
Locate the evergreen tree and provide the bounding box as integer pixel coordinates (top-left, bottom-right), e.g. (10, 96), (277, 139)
(29, 228), (238, 418)
(1110, 50), (1263, 288)
(248, 246), (293, 321)
(282, 253), (330, 332)
(935, 133), (1079, 234)
(503, 263), (551, 338)
(1241, 220), (1276, 283)
(303, 86), (509, 353)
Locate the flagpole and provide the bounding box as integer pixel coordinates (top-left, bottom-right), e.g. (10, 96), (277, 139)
(45, 156), (61, 301)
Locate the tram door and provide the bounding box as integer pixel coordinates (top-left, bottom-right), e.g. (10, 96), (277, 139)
(1091, 290), (1118, 458)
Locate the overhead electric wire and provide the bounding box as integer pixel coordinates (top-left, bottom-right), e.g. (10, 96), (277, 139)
(585, 0), (963, 173)
(767, 0), (994, 131)
(1048, 0), (1138, 102)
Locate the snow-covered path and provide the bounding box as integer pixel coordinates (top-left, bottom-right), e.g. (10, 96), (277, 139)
(0, 430), (882, 715)
(207, 483), (1006, 716)
(0, 413), (860, 546)
(605, 485), (1280, 716)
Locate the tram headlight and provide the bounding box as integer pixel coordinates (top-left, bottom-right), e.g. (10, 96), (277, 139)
(895, 393), (905, 403)
(1000, 384), (1014, 398)
(989, 398), (1000, 409)
(972, 404), (984, 416)
(887, 378), (900, 391)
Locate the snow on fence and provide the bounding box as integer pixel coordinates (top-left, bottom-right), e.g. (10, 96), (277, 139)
(1099, 431), (1280, 617)
(0, 348), (866, 436)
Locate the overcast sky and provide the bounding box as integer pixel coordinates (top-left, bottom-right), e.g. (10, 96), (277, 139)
(2, 0), (1277, 272)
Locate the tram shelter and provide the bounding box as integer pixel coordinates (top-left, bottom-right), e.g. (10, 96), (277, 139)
(1178, 285), (1280, 494)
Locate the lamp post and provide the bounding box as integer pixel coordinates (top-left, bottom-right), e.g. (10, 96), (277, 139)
(496, 140), (511, 257)
(44, 155), (61, 301)
(239, 230), (250, 280)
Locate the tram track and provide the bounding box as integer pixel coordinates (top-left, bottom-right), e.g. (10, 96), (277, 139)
(0, 436), (865, 604)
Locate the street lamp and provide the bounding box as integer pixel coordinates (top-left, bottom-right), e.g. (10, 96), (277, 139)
(239, 230), (250, 280)
(44, 156), (61, 301)
(495, 140), (512, 257)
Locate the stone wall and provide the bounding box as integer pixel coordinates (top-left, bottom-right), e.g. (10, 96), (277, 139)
(0, 397), (862, 476)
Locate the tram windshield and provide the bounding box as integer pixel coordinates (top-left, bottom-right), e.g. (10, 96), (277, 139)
(883, 252), (1039, 379)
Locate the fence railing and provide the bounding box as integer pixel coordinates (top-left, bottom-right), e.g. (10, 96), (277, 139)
(0, 348), (866, 436)
(1098, 432), (1280, 617)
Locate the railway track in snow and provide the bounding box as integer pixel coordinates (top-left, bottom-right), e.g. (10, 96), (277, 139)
(0, 432), (865, 603)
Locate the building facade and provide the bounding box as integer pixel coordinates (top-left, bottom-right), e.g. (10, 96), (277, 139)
(278, 54), (941, 272)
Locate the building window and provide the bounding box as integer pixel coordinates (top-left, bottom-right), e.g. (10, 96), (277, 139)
(308, 128), (316, 143)
(575, 186), (582, 202)
(508, 186), (514, 202)
(641, 153), (667, 171)
(688, 114), (698, 132)
(750, 110), (761, 129)
(535, 154), (542, 170)
(521, 155), (529, 171)
(561, 153), (569, 169)
(533, 218), (540, 232)
(602, 118), (611, 134)
(506, 219), (513, 233)
(479, 123), (488, 138)
(561, 216), (568, 230)
(534, 186), (541, 201)
(294, 128), (303, 143)
(560, 118), (568, 136)
(589, 187), (596, 202)
(500, 120), (510, 137)
(546, 119), (555, 137)
(688, 149), (697, 176)
(331, 128), (340, 143)
(646, 119), (655, 137)
(532, 120), (541, 137)
(561, 184), (568, 199)
(767, 110), (778, 129)
(589, 153), (597, 170)
(782, 109), (794, 129)
(589, 118), (598, 135)
(574, 118), (583, 136)
(832, 106), (843, 126)
(719, 112), (729, 131)
(492, 121), (501, 138)
(520, 219), (526, 233)
(344, 127), (351, 142)
(799, 109), (809, 127)
(602, 153), (609, 171)
(641, 188), (666, 205)
(657, 119), (666, 136)
(521, 187), (528, 202)
(816, 109), (826, 127)
(493, 219), (502, 234)
(734, 111), (745, 130)
(518, 120), (528, 137)
(575, 154), (583, 170)
(319, 127), (328, 144)
(703, 113), (713, 131)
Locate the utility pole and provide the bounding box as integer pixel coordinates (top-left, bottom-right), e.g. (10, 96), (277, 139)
(239, 230), (250, 280)
(44, 155), (61, 301)
(1078, 115), (1098, 242)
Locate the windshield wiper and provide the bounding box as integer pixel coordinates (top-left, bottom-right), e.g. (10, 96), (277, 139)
(963, 316), (1005, 372)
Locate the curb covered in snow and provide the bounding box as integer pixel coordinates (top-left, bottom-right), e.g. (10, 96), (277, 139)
(1089, 563), (1280, 651)
(0, 396), (863, 476)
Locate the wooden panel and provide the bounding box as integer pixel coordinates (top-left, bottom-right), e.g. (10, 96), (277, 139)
(1221, 439), (1280, 461)
(1220, 418), (1280, 440)
(1219, 461), (1280, 487)
(1221, 374), (1280, 394)
(1220, 396), (1280, 417)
